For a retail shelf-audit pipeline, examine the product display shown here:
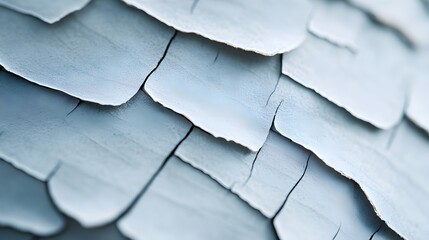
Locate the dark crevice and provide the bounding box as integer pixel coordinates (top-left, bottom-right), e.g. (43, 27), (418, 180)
(347, 2), (414, 49)
(66, 100), (82, 117)
(239, 147), (262, 187)
(115, 125), (194, 221)
(272, 153), (311, 219)
(265, 74), (282, 106)
(369, 224), (383, 240)
(309, 31), (356, 54)
(46, 161), (62, 181)
(190, 0), (200, 13)
(265, 58), (283, 106)
(270, 100), (284, 130)
(141, 31), (177, 91)
(332, 223), (341, 240)
(386, 122), (400, 149)
(212, 48), (220, 64)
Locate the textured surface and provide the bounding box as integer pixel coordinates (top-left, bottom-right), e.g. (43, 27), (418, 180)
(283, 4), (409, 129)
(308, 0), (366, 50)
(48, 92), (191, 227)
(273, 76), (429, 240)
(274, 155), (381, 240)
(122, 0), (311, 55)
(177, 129), (309, 217)
(0, 161), (64, 236)
(145, 33), (280, 151)
(118, 157), (276, 240)
(0, 0), (174, 105)
(349, 0), (429, 46)
(0, 0), (90, 23)
(0, 0), (428, 239)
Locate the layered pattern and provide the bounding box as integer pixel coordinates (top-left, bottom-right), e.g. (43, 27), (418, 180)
(0, 0), (428, 239)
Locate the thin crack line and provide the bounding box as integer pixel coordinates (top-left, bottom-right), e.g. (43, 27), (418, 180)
(190, 0), (200, 13)
(386, 123), (400, 149)
(265, 74), (281, 106)
(272, 153), (311, 219)
(239, 147), (262, 188)
(46, 161), (62, 181)
(141, 31), (177, 91)
(212, 48), (220, 64)
(332, 223), (341, 240)
(265, 58), (283, 106)
(369, 224), (383, 240)
(66, 100), (82, 117)
(116, 125), (194, 220)
(269, 99), (284, 131)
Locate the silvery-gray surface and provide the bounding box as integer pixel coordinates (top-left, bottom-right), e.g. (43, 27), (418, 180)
(0, 160), (64, 236)
(308, 0), (366, 51)
(282, 6), (409, 129)
(145, 33), (280, 151)
(176, 129), (309, 217)
(118, 156), (276, 240)
(0, 0), (90, 23)
(122, 0), (311, 55)
(0, 71), (79, 180)
(40, 219), (127, 240)
(349, 0), (429, 46)
(273, 76), (429, 240)
(274, 155), (381, 240)
(0, 0), (174, 105)
(48, 92), (191, 227)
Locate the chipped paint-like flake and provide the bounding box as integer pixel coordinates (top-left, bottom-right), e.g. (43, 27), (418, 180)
(176, 128), (256, 189)
(0, 72), (79, 180)
(122, 0), (311, 55)
(48, 92), (192, 227)
(308, 1), (366, 51)
(388, 119), (429, 194)
(273, 76), (429, 240)
(145, 33), (280, 151)
(0, 160), (65, 236)
(0, 0), (174, 105)
(176, 128), (310, 218)
(0, 0), (90, 23)
(283, 7), (409, 129)
(349, 0), (429, 47)
(407, 56), (429, 134)
(233, 132), (309, 218)
(0, 71), (192, 227)
(118, 156), (276, 240)
(274, 155), (381, 240)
